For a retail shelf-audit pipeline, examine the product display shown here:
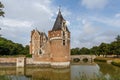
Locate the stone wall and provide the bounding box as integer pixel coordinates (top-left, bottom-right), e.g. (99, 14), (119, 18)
(0, 58), (34, 65)
(0, 58), (16, 63)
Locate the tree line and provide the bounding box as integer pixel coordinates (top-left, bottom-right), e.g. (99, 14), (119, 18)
(0, 37), (29, 55)
(71, 35), (120, 57)
(0, 35), (120, 56)
(0, 2), (120, 57)
(0, 2), (4, 17)
(0, 2), (30, 56)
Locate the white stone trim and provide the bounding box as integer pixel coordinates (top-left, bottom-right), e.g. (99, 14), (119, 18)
(51, 62), (70, 66)
(50, 37), (70, 41)
(33, 61), (50, 65)
(50, 37), (62, 40)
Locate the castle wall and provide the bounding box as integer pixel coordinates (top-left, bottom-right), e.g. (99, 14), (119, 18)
(32, 41), (51, 64)
(48, 30), (70, 64)
(29, 10), (71, 67)
(0, 58), (16, 63)
(50, 40), (69, 62)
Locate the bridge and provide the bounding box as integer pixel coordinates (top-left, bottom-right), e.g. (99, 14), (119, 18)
(71, 55), (96, 63)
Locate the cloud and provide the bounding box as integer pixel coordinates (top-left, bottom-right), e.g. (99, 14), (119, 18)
(81, 0), (108, 9)
(2, 18), (33, 27)
(115, 13), (120, 18)
(82, 20), (97, 34)
(0, 0), (71, 46)
(70, 17), (100, 48)
(0, 0), (55, 45)
(91, 16), (120, 27)
(70, 14), (120, 48)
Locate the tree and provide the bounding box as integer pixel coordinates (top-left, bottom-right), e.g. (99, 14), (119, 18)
(90, 46), (100, 56)
(79, 47), (90, 55)
(98, 43), (109, 57)
(116, 35), (120, 42)
(0, 2), (4, 17)
(71, 48), (80, 55)
(0, 37), (29, 55)
(111, 41), (120, 57)
(0, 2), (4, 37)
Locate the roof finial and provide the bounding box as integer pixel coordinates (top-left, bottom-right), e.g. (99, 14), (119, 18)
(59, 5), (61, 12)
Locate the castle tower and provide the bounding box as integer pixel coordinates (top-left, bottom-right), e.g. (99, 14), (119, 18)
(48, 9), (70, 67)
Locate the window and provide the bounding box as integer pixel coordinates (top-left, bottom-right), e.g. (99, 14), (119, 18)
(63, 31), (65, 39)
(63, 31), (65, 36)
(63, 40), (65, 45)
(39, 49), (42, 54)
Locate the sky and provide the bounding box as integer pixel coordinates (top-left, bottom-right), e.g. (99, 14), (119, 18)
(0, 0), (120, 48)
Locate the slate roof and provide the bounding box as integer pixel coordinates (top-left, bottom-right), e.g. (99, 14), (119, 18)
(52, 10), (69, 32)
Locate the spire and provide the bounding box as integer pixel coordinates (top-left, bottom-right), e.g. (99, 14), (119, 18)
(52, 8), (64, 31)
(58, 5), (61, 13)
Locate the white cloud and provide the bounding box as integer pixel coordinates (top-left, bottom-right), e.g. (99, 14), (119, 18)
(115, 13), (120, 18)
(71, 15), (120, 48)
(91, 16), (120, 27)
(81, 0), (108, 9)
(0, 0), (55, 45)
(0, 0), (71, 46)
(83, 22), (96, 34)
(2, 18), (33, 27)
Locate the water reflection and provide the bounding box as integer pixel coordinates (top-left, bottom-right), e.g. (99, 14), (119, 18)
(0, 67), (70, 80)
(71, 63), (100, 80)
(0, 62), (120, 80)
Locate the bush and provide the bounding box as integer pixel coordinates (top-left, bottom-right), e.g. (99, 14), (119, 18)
(94, 58), (107, 62)
(111, 60), (120, 67)
(26, 54), (32, 58)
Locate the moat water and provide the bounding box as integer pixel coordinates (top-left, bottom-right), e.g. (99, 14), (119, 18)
(0, 62), (120, 80)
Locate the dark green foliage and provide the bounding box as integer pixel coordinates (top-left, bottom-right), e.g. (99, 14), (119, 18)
(111, 61), (120, 67)
(71, 48), (80, 55)
(71, 35), (120, 57)
(80, 47), (90, 54)
(94, 58), (107, 62)
(0, 2), (4, 17)
(26, 54), (32, 58)
(116, 35), (120, 42)
(0, 37), (29, 55)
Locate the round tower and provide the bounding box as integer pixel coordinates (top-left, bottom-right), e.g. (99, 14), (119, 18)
(48, 10), (70, 67)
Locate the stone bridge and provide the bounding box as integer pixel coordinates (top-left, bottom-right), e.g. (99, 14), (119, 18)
(71, 55), (96, 63)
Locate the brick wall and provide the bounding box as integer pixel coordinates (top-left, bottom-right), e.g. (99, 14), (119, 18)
(0, 58), (16, 63)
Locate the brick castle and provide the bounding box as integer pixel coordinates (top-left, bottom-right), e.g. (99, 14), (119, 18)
(29, 9), (70, 67)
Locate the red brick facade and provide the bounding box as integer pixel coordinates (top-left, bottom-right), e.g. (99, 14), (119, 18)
(29, 10), (70, 67)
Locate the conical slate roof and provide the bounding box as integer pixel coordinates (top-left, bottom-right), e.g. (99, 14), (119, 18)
(52, 10), (69, 32)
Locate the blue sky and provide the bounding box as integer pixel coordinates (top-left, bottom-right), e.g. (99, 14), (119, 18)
(0, 0), (120, 48)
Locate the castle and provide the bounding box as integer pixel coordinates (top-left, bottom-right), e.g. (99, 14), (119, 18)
(29, 9), (70, 67)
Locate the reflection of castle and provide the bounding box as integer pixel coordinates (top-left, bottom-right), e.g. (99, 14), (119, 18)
(29, 9), (70, 67)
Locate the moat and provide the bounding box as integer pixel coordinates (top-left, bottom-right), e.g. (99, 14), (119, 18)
(0, 62), (120, 80)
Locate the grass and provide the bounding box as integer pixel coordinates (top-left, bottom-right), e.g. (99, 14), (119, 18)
(95, 56), (120, 67)
(94, 57), (113, 62)
(111, 59), (120, 67)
